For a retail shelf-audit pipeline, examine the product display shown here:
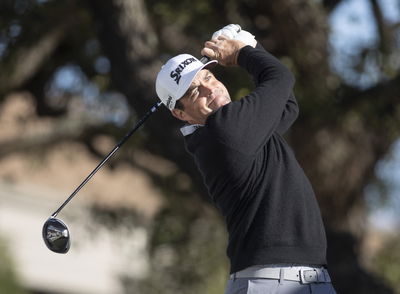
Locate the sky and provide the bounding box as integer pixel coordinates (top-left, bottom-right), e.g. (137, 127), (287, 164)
(366, 140), (400, 231)
(330, 0), (400, 87)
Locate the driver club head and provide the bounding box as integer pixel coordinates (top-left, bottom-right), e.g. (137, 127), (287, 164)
(42, 217), (70, 254)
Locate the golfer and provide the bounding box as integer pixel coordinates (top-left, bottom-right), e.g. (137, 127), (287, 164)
(156, 25), (336, 294)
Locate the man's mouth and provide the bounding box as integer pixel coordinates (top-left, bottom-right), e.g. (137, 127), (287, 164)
(207, 95), (216, 107)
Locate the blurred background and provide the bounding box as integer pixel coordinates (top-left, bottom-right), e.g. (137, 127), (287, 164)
(0, 0), (399, 293)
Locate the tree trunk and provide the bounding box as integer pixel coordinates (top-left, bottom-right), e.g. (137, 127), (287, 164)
(86, 0), (209, 197)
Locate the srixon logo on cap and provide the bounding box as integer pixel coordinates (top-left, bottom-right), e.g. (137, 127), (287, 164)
(166, 95), (173, 109)
(170, 57), (197, 85)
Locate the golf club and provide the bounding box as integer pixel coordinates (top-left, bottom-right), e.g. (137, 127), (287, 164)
(42, 101), (162, 253)
(42, 45), (226, 253)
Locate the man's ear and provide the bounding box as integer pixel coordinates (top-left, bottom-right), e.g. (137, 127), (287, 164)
(171, 108), (187, 122)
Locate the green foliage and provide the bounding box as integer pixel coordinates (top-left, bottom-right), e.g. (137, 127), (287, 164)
(372, 235), (400, 294)
(0, 237), (27, 294)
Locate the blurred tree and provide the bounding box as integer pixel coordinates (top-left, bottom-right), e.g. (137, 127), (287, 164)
(372, 235), (400, 293)
(0, 0), (399, 293)
(0, 237), (27, 294)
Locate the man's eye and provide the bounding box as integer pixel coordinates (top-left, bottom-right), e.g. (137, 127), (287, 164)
(205, 75), (212, 81)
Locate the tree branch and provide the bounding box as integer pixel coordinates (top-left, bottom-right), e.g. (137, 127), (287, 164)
(0, 20), (73, 94)
(369, 0), (391, 54)
(322, 0), (343, 12)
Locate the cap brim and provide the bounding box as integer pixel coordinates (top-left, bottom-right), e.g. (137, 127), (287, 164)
(175, 59), (218, 100)
(204, 59), (218, 69)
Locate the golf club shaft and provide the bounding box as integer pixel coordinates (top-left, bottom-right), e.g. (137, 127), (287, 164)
(51, 101), (162, 217)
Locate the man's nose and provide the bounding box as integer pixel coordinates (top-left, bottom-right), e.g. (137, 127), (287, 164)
(200, 83), (213, 96)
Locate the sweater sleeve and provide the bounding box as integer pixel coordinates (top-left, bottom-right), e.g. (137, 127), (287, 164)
(205, 45), (295, 154)
(254, 43), (299, 135)
(276, 92), (299, 135)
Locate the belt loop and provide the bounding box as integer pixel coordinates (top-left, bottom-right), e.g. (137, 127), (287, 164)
(279, 268), (285, 285)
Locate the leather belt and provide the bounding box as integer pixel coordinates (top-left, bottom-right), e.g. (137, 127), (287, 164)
(230, 265), (332, 284)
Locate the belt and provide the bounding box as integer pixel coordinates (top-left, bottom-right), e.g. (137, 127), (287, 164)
(230, 265), (332, 284)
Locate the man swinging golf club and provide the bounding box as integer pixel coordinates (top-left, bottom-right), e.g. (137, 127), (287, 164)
(156, 24), (337, 294)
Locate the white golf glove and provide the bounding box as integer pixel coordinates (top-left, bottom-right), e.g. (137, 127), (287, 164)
(211, 24), (257, 48)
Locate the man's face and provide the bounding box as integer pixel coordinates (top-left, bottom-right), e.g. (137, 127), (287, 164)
(171, 69), (231, 125)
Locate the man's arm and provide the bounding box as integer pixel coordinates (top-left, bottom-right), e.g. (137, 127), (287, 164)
(255, 42), (299, 135)
(202, 39), (295, 154)
(204, 31), (298, 136)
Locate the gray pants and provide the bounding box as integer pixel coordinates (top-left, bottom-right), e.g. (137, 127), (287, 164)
(224, 278), (337, 294)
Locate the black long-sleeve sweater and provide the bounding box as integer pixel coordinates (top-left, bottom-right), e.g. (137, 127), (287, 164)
(183, 45), (327, 274)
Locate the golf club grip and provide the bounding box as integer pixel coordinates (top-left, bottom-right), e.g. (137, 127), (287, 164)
(200, 56), (211, 64)
(200, 25), (241, 64)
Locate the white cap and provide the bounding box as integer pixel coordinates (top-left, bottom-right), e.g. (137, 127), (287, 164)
(156, 54), (217, 110)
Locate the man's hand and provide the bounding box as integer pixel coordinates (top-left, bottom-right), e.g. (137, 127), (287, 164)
(212, 24), (257, 48)
(201, 35), (246, 66)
